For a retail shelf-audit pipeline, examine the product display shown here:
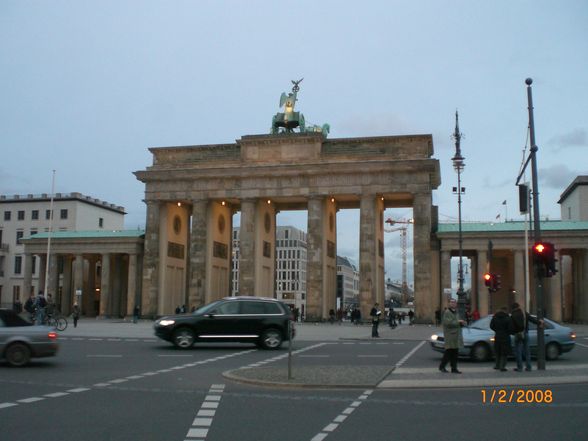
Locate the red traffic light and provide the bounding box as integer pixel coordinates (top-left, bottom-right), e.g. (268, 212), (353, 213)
(534, 242), (546, 254)
(483, 273), (492, 287)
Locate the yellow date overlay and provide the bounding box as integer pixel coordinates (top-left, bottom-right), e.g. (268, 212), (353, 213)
(481, 389), (553, 404)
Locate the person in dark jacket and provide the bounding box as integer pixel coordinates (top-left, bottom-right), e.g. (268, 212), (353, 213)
(490, 306), (511, 371)
(370, 303), (381, 337)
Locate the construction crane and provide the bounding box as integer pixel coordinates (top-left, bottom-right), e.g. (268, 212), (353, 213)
(384, 218), (413, 306)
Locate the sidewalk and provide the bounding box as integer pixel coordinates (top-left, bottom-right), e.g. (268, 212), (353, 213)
(59, 318), (588, 389)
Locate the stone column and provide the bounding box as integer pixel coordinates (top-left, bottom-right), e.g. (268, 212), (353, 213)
(513, 249), (526, 307)
(99, 253), (111, 317)
(23, 253), (33, 299)
(48, 254), (59, 298)
(238, 199), (256, 296)
(86, 258), (96, 316)
(61, 256), (73, 315)
(477, 250), (489, 316)
(111, 254), (122, 317)
(126, 253), (138, 316)
(189, 200), (208, 308)
(74, 254), (84, 305)
(141, 201), (160, 318)
(358, 195), (377, 321)
(38, 254), (47, 294)
(412, 192), (434, 322)
(306, 197), (328, 321)
(440, 251), (451, 301)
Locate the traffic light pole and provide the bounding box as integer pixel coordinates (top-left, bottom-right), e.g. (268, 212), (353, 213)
(527, 78), (546, 370)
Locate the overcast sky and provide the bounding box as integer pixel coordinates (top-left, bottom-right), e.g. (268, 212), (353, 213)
(1, 1), (587, 284)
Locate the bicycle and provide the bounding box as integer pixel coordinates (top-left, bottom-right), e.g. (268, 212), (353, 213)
(43, 310), (68, 331)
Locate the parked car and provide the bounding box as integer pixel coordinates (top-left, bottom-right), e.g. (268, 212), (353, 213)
(154, 296), (295, 350)
(430, 315), (576, 361)
(0, 309), (59, 367)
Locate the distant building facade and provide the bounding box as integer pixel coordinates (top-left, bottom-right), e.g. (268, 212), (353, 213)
(559, 176), (588, 221)
(336, 256), (359, 311)
(0, 193), (125, 308)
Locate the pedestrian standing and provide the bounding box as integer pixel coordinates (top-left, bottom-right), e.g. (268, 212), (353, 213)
(490, 306), (511, 372)
(72, 302), (81, 328)
(439, 298), (464, 374)
(35, 292), (47, 325)
(133, 305), (140, 324)
(434, 308), (441, 327)
(370, 303), (381, 337)
(408, 309), (415, 325)
(389, 306), (397, 328)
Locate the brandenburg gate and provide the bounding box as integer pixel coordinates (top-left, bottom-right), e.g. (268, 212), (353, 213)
(135, 83), (441, 321)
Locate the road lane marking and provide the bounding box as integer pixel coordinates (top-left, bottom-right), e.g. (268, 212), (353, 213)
(0, 350), (252, 411)
(394, 340), (426, 369)
(310, 389), (373, 441)
(185, 384), (225, 440)
(239, 343), (327, 369)
(87, 355), (123, 358)
(18, 397), (45, 403)
(357, 355), (387, 358)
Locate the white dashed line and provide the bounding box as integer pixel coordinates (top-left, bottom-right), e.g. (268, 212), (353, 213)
(310, 389), (373, 441)
(87, 355), (123, 358)
(18, 397), (45, 404)
(0, 403), (18, 409)
(184, 384), (225, 440)
(1, 350), (253, 412)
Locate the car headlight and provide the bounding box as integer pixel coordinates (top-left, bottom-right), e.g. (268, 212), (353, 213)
(431, 334), (439, 341)
(158, 319), (175, 326)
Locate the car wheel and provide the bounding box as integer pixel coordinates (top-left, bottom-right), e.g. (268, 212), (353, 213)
(260, 328), (283, 350)
(172, 328), (195, 349)
(471, 342), (490, 362)
(546, 342), (560, 360)
(5, 343), (31, 367)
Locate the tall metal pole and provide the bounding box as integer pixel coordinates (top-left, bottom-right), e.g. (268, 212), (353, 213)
(452, 111), (466, 320)
(526, 78), (545, 370)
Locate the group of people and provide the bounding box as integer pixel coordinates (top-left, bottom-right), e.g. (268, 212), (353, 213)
(491, 302), (539, 372)
(19, 292), (81, 327)
(439, 299), (539, 374)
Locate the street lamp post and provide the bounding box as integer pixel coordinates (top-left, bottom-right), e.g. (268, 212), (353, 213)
(452, 111), (466, 320)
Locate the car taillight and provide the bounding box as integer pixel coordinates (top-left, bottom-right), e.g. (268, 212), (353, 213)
(48, 332), (57, 340)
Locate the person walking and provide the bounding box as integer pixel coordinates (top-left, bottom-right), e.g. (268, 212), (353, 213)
(434, 308), (441, 327)
(35, 292), (47, 325)
(439, 298), (464, 374)
(388, 306), (397, 328)
(370, 303), (381, 337)
(491, 306), (511, 372)
(72, 302), (81, 328)
(408, 309), (415, 325)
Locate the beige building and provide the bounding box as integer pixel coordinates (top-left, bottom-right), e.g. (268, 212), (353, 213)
(559, 176), (588, 221)
(135, 133), (441, 321)
(0, 193), (124, 308)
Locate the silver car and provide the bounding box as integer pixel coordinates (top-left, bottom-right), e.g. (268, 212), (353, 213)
(0, 309), (59, 367)
(430, 315), (576, 362)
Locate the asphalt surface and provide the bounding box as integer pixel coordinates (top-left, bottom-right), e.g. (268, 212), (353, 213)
(55, 317), (588, 389)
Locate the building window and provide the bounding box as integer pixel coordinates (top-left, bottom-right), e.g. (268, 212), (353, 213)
(16, 231), (24, 245)
(32, 210), (39, 220)
(4, 211), (11, 221)
(18, 210), (25, 220)
(32, 256), (37, 275)
(46, 209), (51, 220)
(99, 217), (104, 228)
(60, 209), (68, 219)
(14, 255), (22, 274)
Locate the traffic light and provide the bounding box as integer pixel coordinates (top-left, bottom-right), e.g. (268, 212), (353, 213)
(483, 273), (492, 288)
(533, 241), (558, 277)
(483, 273), (500, 292)
(494, 274), (502, 291)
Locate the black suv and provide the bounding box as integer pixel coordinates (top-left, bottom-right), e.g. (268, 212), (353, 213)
(154, 297), (294, 350)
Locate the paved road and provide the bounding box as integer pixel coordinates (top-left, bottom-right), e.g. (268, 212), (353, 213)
(1, 333), (587, 441)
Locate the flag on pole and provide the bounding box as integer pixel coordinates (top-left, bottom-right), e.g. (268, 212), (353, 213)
(502, 200), (507, 205)
(496, 214), (501, 219)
